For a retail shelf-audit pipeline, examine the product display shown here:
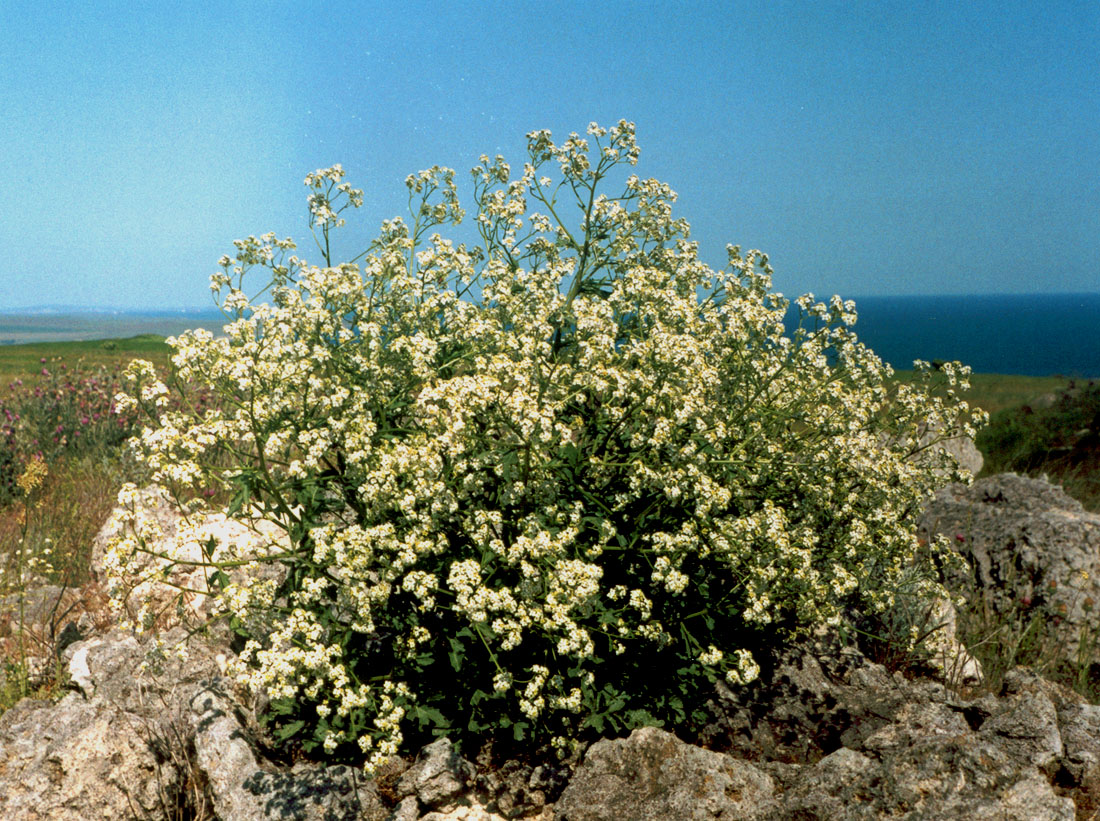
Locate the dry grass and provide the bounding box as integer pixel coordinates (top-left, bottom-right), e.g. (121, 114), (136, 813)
(0, 455), (126, 590)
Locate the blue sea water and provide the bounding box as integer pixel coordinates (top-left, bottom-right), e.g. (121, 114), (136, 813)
(839, 293), (1100, 378)
(1, 294), (1097, 377)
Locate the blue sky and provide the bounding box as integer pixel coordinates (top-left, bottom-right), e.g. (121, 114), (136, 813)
(1, 0), (1096, 310)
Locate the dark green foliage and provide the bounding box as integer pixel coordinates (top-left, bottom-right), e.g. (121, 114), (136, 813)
(977, 379), (1100, 510)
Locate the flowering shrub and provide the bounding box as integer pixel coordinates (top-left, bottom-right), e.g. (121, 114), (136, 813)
(109, 122), (985, 769)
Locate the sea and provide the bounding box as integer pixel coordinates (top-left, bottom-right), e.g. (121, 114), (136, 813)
(839, 293), (1099, 378)
(0, 293), (1097, 377)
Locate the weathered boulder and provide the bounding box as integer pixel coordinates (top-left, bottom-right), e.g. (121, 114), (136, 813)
(923, 426), (985, 476)
(396, 737), (476, 811)
(920, 594), (985, 686)
(473, 754), (570, 819)
(0, 694), (169, 821)
(920, 473), (1100, 666)
(774, 738), (1072, 820)
(417, 799), (513, 821)
(90, 484), (288, 629)
(557, 708), (1075, 819)
(885, 422), (984, 477)
(0, 624), (389, 821)
(554, 726), (775, 820)
(0, 626), (221, 820)
(699, 634), (930, 762)
(0, 581), (110, 690)
(191, 681), (386, 821)
(695, 635), (1077, 819)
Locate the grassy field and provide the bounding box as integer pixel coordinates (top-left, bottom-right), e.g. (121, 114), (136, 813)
(0, 334), (173, 392)
(889, 369), (1076, 416)
(0, 345), (1080, 413)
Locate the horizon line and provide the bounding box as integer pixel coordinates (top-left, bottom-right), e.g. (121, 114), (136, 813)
(2, 290), (1099, 315)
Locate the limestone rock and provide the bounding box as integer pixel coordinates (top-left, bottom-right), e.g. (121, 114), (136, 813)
(0, 694), (168, 821)
(0, 623), (391, 821)
(698, 635), (928, 761)
(396, 737), (476, 810)
(887, 421), (984, 476)
(190, 682), (268, 821)
(980, 689), (1063, 771)
(474, 756), (570, 818)
(920, 473), (1100, 667)
(922, 595), (984, 686)
(0, 625), (222, 821)
(698, 635), (1077, 819)
(66, 631), (142, 699)
(553, 726), (774, 820)
(0, 581), (109, 689)
(777, 736), (1073, 820)
(1057, 700), (1100, 784)
(419, 799), (510, 821)
(90, 485), (288, 628)
(932, 429), (985, 473)
(390, 795), (422, 821)
(191, 680), (384, 821)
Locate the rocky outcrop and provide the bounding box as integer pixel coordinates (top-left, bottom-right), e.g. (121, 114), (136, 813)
(558, 715), (1076, 820)
(6, 475), (1100, 819)
(5, 616), (1096, 820)
(921, 473), (1100, 667)
(0, 625), (392, 821)
(190, 680), (390, 821)
(920, 594), (985, 685)
(0, 580), (111, 692)
(694, 636), (1081, 819)
(921, 426), (985, 476)
(0, 627), (217, 820)
(884, 423), (984, 477)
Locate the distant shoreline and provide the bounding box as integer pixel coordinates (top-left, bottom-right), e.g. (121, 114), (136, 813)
(0, 311), (225, 345)
(0, 294), (1097, 377)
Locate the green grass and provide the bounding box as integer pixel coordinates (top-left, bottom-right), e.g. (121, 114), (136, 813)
(975, 377), (1100, 512)
(0, 334), (173, 392)
(890, 369), (1074, 416)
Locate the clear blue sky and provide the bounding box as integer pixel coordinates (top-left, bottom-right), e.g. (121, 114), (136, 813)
(1, 0), (1097, 310)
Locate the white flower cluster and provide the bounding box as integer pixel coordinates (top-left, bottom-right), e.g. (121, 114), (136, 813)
(107, 121), (983, 771)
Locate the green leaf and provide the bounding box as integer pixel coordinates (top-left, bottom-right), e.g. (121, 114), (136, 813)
(209, 569), (230, 590)
(276, 720), (305, 741)
(582, 713), (606, 733)
(413, 706), (448, 730)
(624, 709), (662, 729)
(228, 615), (249, 637)
(447, 637), (466, 672)
(226, 473), (254, 517)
